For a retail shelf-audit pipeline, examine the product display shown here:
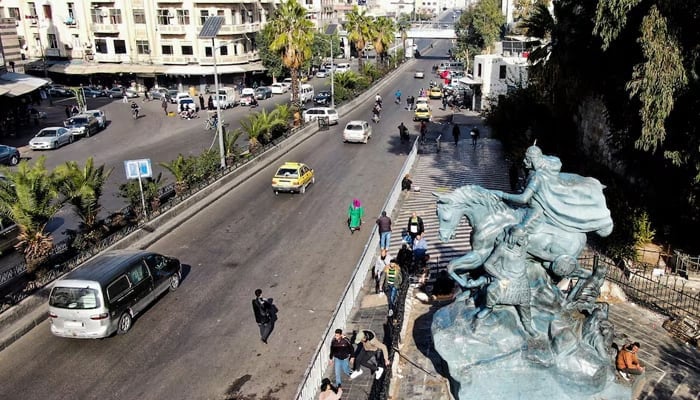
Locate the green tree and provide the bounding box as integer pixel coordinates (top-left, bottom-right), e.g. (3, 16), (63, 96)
(54, 157), (113, 235)
(396, 14), (411, 60)
(267, 0), (315, 107)
(159, 154), (195, 196)
(257, 26), (289, 81)
(0, 157), (60, 272)
(225, 128), (245, 164)
(371, 16), (397, 66)
(118, 173), (165, 217)
(344, 6), (372, 70)
(454, 0), (506, 58)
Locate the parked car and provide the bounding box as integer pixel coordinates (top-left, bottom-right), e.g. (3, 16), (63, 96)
(281, 78), (293, 90)
(107, 87), (124, 98)
(29, 127), (73, 150)
(64, 114), (101, 137)
(177, 97), (199, 112)
(168, 89), (179, 103)
(335, 63), (351, 73)
(85, 109), (107, 129)
(124, 88), (139, 98)
(313, 91), (332, 106)
(0, 144), (20, 166)
(47, 85), (72, 97)
(149, 88), (171, 101)
(271, 162), (315, 195)
(212, 94), (233, 109)
(255, 86), (273, 100)
(48, 250), (182, 338)
(302, 107), (339, 125)
(315, 68), (328, 78)
(269, 83), (288, 94)
(343, 120), (372, 143)
(239, 88), (256, 106)
(80, 87), (105, 98)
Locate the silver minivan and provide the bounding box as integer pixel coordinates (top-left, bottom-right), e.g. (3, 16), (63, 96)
(48, 250), (182, 339)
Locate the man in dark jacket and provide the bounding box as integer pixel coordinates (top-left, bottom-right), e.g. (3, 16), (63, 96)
(376, 211), (392, 251)
(329, 328), (354, 387)
(252, 288), (275, 344)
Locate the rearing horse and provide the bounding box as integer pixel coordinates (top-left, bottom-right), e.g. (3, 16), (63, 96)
(434, 185), (588, 291)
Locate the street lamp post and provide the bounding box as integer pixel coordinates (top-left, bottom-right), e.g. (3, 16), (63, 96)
(199, 17), (226, 169)
(324, 25), (338, 109)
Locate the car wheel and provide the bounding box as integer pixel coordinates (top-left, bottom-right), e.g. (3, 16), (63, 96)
(274, 190), (279, 196)
(85, 129), (91, 138)
(9, 155), (19, 166)
(69, 135), (74, 144)
(311, 176), (315, 184)
(117, 312), (132, 335)
(53, 141), (58, 149)
(300, 185), (306, 194)
(169, 273), (181, 292)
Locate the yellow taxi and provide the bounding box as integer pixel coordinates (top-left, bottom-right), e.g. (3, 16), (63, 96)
(413, 104), (432, 121)
(429, 86), (443, 99)
(271, 162), (315, 195)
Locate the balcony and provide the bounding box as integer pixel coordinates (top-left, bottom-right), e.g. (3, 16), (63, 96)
(334, 4), (354, 11)
(93, 53), (127, 63)
(218, 22), (260, 34)
(157, 24), (187, 34)
(92, 23), (120, 33)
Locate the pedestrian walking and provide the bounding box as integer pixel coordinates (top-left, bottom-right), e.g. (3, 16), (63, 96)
(470, 126), (480, 146)
(64, 105), (71, 118)
(412, 234), (429, 275)
(442, 95), (448, 110)
(347, 198), (364, 234)
(376, 211), (392, 251)
(350, 329), (390, 380)
(374, 249), (390, 294)
(379, 261), (403, 317)
(122, 89), (128, 103)
(162, 98), (168, 115)
(406, 212), (424, 244)
(208, 95), (214, 111)
(329, 328), (354, 388)
(251, 289), (276, 344)
(452, 124), (460, 145)
(199, 93), (205, 111)
(401, 174), (412, 191)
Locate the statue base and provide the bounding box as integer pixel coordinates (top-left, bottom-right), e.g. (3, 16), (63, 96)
(433, 300), (632, 400)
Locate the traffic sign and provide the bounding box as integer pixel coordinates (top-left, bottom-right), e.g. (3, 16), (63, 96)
(124, 159), (152, 179)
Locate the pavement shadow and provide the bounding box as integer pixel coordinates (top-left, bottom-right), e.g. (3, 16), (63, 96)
(412, 303), (451, 377)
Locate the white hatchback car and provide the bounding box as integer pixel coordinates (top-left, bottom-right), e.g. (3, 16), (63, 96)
(270, 83), (288, 94)
(315, 69), (328, 78)
(302, 107), (339, 125)
(343, 120), (372, 143)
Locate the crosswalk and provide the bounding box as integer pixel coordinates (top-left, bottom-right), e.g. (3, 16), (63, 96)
(387, 137), (513, 283)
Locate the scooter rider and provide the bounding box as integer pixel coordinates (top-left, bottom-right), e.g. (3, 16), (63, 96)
(372, 103), (381, 122)
(130, 101), (139, 118)
(395, 90), (402, 104)
(375, 93), (382, 107)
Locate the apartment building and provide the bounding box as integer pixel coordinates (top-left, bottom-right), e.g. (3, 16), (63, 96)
(0, 0), (278, 88)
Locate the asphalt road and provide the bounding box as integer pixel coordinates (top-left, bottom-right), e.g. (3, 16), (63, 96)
(0, 36), (453, 399)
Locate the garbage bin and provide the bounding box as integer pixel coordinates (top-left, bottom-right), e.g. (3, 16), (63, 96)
(318, 116), (330, 131)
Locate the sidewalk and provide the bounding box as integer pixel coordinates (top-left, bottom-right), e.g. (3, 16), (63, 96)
(332, 112), (700, 400)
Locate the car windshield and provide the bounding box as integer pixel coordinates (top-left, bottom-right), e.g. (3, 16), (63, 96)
(50, 287), (100, 309)
(256, 88), (266, 93)
(346, 124), (363, 131)
(37, 129), (57, 137)
(276, 168), (299, 178)
(68, 118), (88, 125)
(181, 99), (193, 104)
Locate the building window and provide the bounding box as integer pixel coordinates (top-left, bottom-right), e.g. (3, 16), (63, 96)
(133, 9), (146, 24)
(95, 38), (108, 54)
(176, 10), (189, 25)
(477, 63), (482, 77)
(204, 46), (212, 57)
(43, 5), (52, 20)
(114, 39), (126, 54)
(200, 10), (209, 25)
(499, 65), (506, 79)
(47, 34), (58, 48)
(157, 9), (170, 25)
(27, 3), (38, 18)
(109, 9), (122, 24)
(220, 45), (228, 56)
(217, 10), (225, 17)
(247, 10), (253, 23)
(67, 3), (75, 19)
(136, 40), (149, 54)
(181, 45), (193, 55)
(9, 7), (21, 20)
(90, 8), (103, 24)
(161, 45), (173, 55)
(72, 34), (80, 49)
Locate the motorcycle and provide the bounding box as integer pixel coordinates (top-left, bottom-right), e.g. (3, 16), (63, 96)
(131, 107), (139, 119)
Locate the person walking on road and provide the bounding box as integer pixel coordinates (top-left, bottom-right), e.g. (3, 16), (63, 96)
(374, 249), (390, 294)
(252, 289), (276, 344)
(350, 329), (391, 380)
(199, 93), (205, 111)
(208, 95), (214, 111)
(348, 198), (364, 234)
(452, 124), (460, 145)
(380, 261), (403, 317)
(470, 126), (480, 146)
(329, 328), (354, 388)
(376, 211), (392, 251)
(162, 97), (168, 115)
(406, 212), (425, 244)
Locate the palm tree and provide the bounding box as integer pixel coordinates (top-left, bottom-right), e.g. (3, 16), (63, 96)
(344, 6), (372, 70)
(54, 157), (113, 234)
(371, 17), (397, 66)
(0, 157), (60, 272)
(396, 14), (411, 61)
(225, 128), (245, 164)
(159, 154), (194, 196)
(267, 0), (315, 108)
(241, 112), (269, 151)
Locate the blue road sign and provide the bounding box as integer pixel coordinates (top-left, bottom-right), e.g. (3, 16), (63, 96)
(124, 159), (153, 179)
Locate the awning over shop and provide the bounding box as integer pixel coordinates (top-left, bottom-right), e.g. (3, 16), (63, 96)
(46, 61), (265, 77)
(164, 61), (266, 76)
(457, 76), (482, 85)
(48, 63), (87, 74)
(0, 72), (49, 97)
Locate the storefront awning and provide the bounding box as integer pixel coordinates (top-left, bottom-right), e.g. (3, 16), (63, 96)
(0, 72), (50, 97)
(164, 61), (266, 76)
(47, 61), (265, 77)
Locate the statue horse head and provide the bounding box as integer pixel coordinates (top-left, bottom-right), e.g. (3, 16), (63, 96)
(433, 185), (522, 243)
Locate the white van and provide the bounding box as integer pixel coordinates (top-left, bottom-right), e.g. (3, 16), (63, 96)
(302, 107), (339, 125)
(437, 62), (465, 74)
(291, 84), (315, 103)
(217, 87), (238, 107)
(335, 63), (351, 73)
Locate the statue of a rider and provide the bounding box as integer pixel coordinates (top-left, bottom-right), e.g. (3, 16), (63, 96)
(493, 143), (613, 238)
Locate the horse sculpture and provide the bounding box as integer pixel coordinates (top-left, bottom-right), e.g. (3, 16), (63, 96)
(434, 185), (590, 295)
